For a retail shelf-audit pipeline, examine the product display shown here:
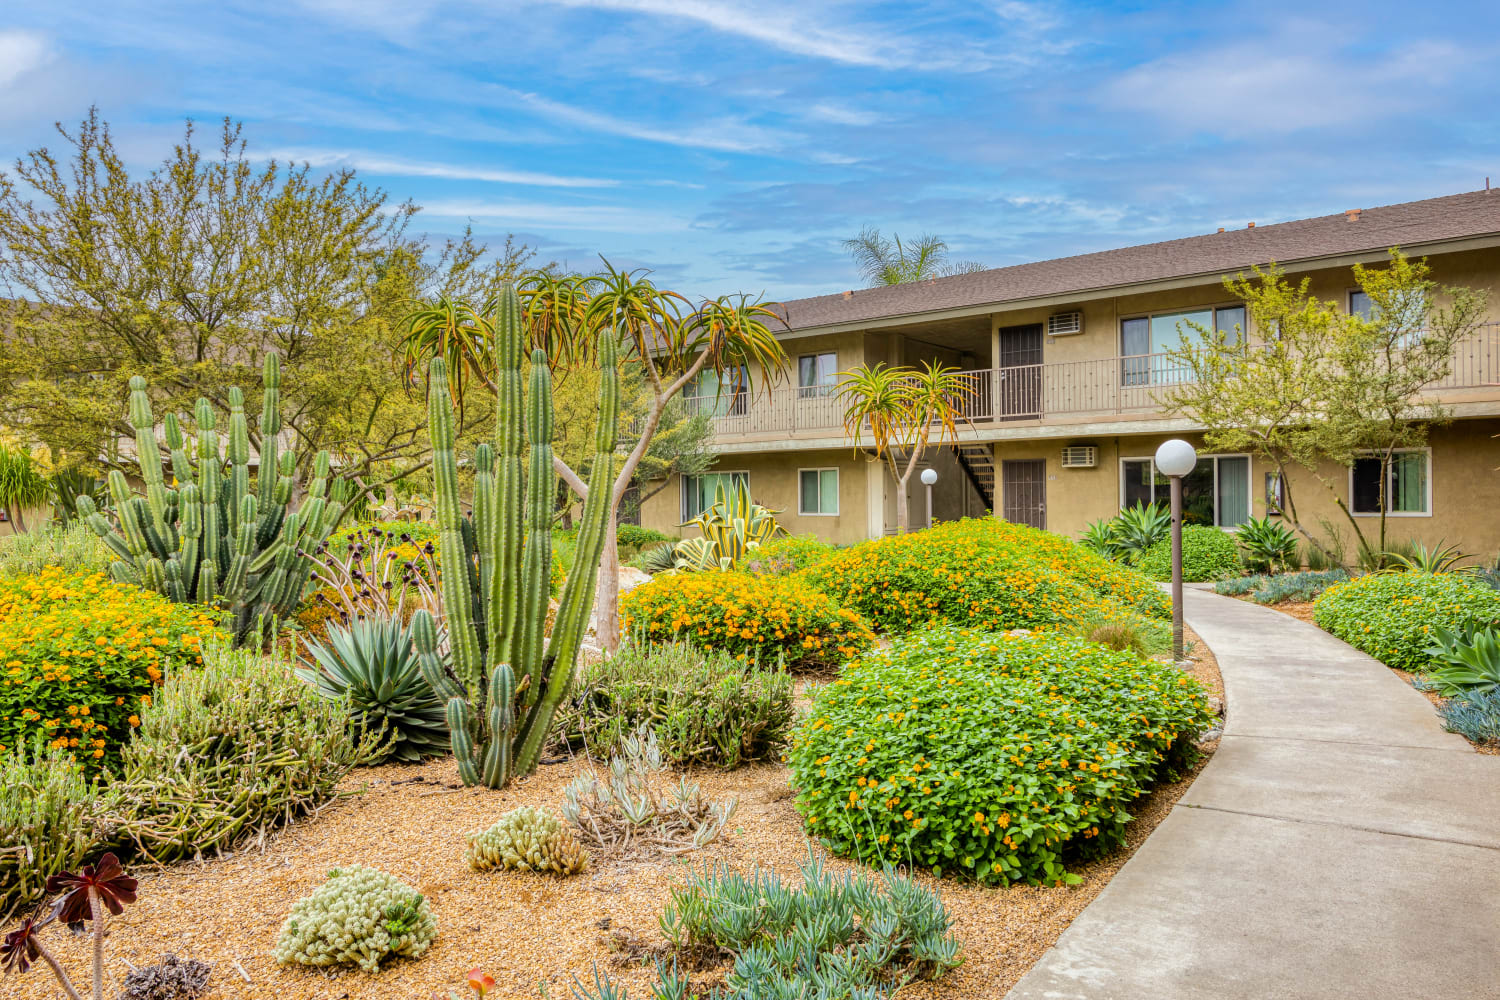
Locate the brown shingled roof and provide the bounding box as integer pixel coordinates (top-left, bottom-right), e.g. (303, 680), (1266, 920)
(778, 189), (1500, 332)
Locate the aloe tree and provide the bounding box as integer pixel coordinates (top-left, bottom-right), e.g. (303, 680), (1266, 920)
(836, 361), (974, 532)
(409, 282), (620, 787)
(400, 261), (789, 652)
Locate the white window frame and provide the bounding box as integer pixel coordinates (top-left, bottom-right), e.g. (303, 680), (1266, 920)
(681, 470), (749, 522)
(797, 352), (839, 398)
(797, 467), (840, 516)
(1348, 448), (1432, 518)
(1118, 453), (1253, 529)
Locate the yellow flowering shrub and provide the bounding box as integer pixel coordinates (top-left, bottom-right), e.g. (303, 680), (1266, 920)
(0, 568), (220, 768)
(1313, 571), (1500, 672)
(620, 571), (875, 670)
(788, 627), (1214, 886)
(803, 518), (1169, 634)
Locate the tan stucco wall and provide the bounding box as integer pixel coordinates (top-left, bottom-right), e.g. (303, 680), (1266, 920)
(0, 505), (51, 537)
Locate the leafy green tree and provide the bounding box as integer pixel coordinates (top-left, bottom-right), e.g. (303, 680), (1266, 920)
(842, 227), (984, 286)
(0, 109), (505, 504)
(1165, 250), (1485, 564)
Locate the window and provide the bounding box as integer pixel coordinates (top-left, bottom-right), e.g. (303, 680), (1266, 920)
(1350, 451), (1429, 516)
(686, 366), (748, 417)
(1349, 290), (1374, 320)
(798, 353), (838, 398)
(798, 468), (839, 515)
(682, 471), (748, 521)
(1120, 454), (1251, 528)
(1349, 288), (1427, 346)
(1120, 305), (1246, 385)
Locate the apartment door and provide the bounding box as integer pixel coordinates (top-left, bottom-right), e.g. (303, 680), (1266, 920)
(1001, 459), (1046, 529)
(996, 324), (1043, 419)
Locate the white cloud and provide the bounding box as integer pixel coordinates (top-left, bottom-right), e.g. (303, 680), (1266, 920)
(499, 86), (797, 153)
(419, 198), (686, 231)
(268, 148), (619, 187)
(806, 102), (885, 127)
(1106, 33), (1471, 134)
(0, 30), (53, 88)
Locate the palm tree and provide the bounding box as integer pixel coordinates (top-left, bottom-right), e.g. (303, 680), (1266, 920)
(836, 361), (974, 532)
(842, 227), (985, 286)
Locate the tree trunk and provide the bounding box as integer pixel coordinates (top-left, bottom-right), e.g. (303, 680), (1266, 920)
(594, 514), (621, 653)
(894, 475), (910, 532)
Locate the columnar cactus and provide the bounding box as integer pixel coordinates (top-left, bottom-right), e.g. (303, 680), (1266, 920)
(411, 282), (619, 787)
(77, 354), (343, 645)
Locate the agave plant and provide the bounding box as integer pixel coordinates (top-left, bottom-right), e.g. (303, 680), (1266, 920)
(1423, 626), (1500, 696)
(1385, 540), (1473, 575)
(296, 618), (449, 762)
(673, 480), (783, 570)
(1236, 515), (1299, 574)
(1078, 518), (1118, 558)
(1109, 503), (1170, 565)
(638, 541), (678, 575)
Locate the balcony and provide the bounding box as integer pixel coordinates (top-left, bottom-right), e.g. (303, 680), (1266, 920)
(684, 323), (1500, 444)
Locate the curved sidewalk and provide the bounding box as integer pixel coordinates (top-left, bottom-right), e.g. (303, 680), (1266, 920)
(1007, 587), (1500, 1000)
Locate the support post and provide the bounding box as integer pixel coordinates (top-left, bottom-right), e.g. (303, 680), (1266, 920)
(1170, 473), (1184, 663)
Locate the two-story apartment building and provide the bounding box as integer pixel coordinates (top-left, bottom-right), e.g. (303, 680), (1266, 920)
(638, 189), (1500, 560)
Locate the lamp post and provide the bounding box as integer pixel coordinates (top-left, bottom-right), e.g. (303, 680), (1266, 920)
(920, 467), (938, 530)
(1154, 439), (1198, 664)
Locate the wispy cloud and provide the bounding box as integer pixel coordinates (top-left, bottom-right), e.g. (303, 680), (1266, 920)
(806, 102), (885, 127)
(268, 148), (619, 187)
(498, 86), (797, 153)
(419, 198), (688, 232)
(0, 29), (53, 88)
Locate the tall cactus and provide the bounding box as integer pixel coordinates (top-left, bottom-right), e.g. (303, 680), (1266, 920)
(410, 282), (619, 787)
(77, 354), (344, 646)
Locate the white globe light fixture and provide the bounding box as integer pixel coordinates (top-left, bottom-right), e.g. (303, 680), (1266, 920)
(1153, 439), (1197, 664)
(920, 468), (938, 530)
(1154, 439), (1198, 478)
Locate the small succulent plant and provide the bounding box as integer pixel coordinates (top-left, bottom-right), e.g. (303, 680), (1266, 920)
(465, 807), (588, 877)
(273, 866), (436, 972)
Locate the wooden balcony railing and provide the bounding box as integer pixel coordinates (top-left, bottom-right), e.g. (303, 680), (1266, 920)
(683, 323), (1500, 441)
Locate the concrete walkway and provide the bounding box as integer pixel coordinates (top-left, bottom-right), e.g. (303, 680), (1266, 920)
(1006, 587), (1500, 1000)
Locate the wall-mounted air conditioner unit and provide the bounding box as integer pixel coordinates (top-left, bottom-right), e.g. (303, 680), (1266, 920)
(1060, 445), (1098, 468)
(1047, 311), (1083, 337)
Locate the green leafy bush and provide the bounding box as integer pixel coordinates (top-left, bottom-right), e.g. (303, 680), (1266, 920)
(273, 865), (435, 971)
(554, 641), (793, 768)
(620, 571), (875, 670)
(106, 643), (383, 863)
(1136, 525), (1242, 582)
(616, 524), (669, 560)
(804, 518), (1169, 635)
(296, 617), (449, 762)
(1440, 689), (1500, 745)
(0, 523), (112, 578)
(737, 534), (836, 575)
(788, 628), (1213, 886)
(0, 741), (112, 920)
(576, 850), (961, 999)
(1313, 572), (1500, 672)
(0, 567), (220, 769)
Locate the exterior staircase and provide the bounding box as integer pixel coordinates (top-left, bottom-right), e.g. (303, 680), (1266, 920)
(953, 444), (996, 513)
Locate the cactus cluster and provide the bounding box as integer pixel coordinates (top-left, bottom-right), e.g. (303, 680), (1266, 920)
(411, 282), (620, 788)
(464, 806), (588, 876)
(78, 355), (342, 645)
(272, 866), (435, 972)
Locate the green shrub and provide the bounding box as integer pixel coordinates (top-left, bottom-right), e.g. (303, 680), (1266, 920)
(0, 741), (112, 919)
(1136, 525), (1242, 582)
(0, 523), (112, 578)
(737, 534), (836, 575)
(106, 643), (383, 863)
(804, 518), (1169, 635)
(1313, 572), (1500, 672)
(0, 567), (221, 769)
(788, 628), (1213, 886)
(620, 571), (875, 671)
(616, 524), (669, 559)
(296, 617), (449, 763)
(273, 865), (435, 971)
(553, 641), (793, 768)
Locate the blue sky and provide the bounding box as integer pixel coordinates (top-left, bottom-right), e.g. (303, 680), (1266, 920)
(2, 1), (1497, 300)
